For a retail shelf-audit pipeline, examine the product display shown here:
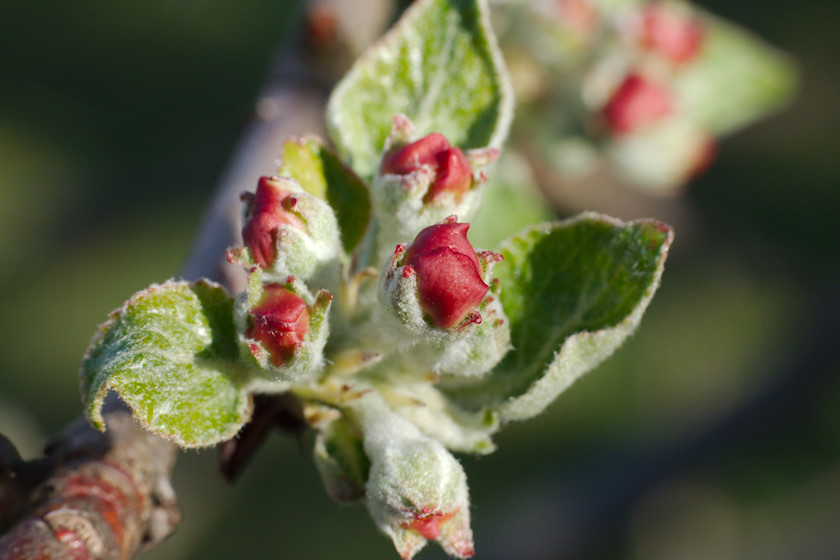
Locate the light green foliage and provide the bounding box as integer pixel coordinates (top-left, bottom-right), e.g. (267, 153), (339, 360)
(326, 0), (513, 181)
(278, 137), (371, 254)
(313, 414), (370, 503)
(80, 281), (252, 447)
(446, 214), (672, 419)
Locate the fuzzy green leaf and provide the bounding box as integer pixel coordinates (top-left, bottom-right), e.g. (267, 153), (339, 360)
(80, 280), (252, 447)
(326, 0), (513, 181)
(445, 213), (673, 420)
(278, 137), (371, 254)
(677, 11), (797, 136)
(314, 415), (371, 503)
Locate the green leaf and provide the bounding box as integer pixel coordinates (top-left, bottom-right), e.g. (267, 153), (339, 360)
(278, 137), (371, 254)
(445, 213), (673, 420)
(313, 414), (371, 503)
(326, 0), (514, 181)
(80, 280), (253, 447)
(676, 11), (797, 136)
(468, 152), (554, 250)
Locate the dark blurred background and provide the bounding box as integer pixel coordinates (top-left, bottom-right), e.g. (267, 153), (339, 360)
(1, 1), (838, 559)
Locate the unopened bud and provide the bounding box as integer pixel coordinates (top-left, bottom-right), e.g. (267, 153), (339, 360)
(403, 219), (489, 330)
(381, 133), (473, 204)
(636, 3), (705, 64)
(602, 74), (673, 135)
(352, 393), (475, 559)
(380, 218), (510, 376)
(241, 176), (305, 269)
(235, 274), (332, 386)
(382, 217), (494, 332)
(246, 283), (309, 367)
(231, 176), (339, 281)
(371, 116), (498, 258)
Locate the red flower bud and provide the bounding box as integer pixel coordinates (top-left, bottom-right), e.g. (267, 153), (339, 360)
(638, 3), (705, 64)
(602, 74), (673, 135)
(242, 176), (305, 269)
(404, 218), (489, 330)
(381, 133), (450, 174)
(381, 133), (473, 204)
(246, 283), (309, 367)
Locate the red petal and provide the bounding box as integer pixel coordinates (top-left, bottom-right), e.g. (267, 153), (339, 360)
(381, 133), (451, 175)
(246, 284), (310, 367)
(425, 147), (473, 203)
(412, 249), (488, 329)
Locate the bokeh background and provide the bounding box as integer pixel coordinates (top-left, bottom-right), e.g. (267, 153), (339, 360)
(1, 1), (838, 558)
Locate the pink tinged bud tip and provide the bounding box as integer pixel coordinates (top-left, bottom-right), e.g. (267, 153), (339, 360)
(241, 176), (305, 269)
(246, 284), (309, 367)
(602, 74), (673, 135)
(404, 219), (489, 330)
(403, 510), (457, 540)
(639, 4), (705, 64)
(381, 133), (474, 204)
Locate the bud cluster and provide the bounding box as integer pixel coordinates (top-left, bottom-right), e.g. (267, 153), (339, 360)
(371, 115), (499, 259)
(80, 0), (685, 555)
(588, 1), (715, 190)
(227, 175), (338, 389)
(497, 0), (722, 193)
(225, 125), (513, 559)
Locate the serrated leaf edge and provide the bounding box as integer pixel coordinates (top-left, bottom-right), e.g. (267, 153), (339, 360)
(79, 279), (254, 448)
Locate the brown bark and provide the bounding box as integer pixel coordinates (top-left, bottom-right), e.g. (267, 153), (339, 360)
(0, 413), (179, 560)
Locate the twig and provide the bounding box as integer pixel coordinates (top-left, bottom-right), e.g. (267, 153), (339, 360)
(0, 1), (393, 556)
(0, 411), (179, 560)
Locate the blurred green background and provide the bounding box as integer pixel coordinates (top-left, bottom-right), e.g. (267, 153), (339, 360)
(1, 1), (838, 559)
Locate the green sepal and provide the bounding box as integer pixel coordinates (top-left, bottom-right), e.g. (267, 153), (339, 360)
(80, 280), (253, 447)
(235, 274), (334, 389)
(445, 213), (673, 420)
(278, 136), (371, 254)
(313, 414), (371, 503)
(326, 0), (514, 181)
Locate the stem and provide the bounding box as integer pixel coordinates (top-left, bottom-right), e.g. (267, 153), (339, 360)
(0, 411), (179, 560)
(0, 1), (392, 556)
